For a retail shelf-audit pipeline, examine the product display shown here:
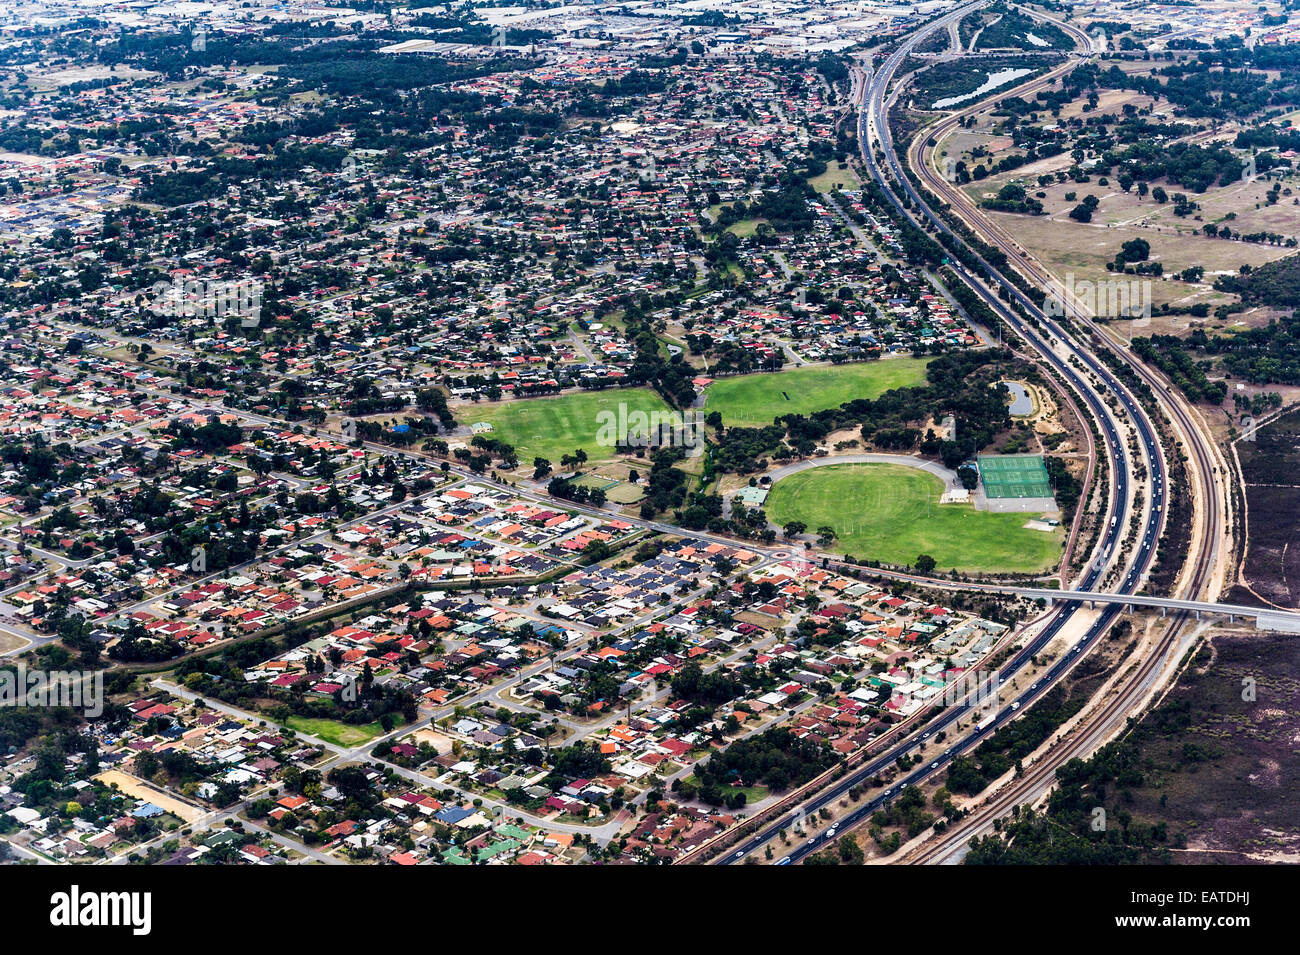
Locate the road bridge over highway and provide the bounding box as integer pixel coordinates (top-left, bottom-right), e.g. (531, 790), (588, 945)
(981, 586), (1300, 632)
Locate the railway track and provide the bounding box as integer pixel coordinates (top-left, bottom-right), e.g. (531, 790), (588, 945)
(907, 83), (1225, 600)
(695, 2), (1167, 866)
(907, 599), (1205, 862)
(888, 16), (1227, 862)
(693, 3), (1227, 866)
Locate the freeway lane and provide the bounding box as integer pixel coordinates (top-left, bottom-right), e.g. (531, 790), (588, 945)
(898, 16), (1227, 860)
(736, 589), (1131, 866)
(779, 607), (1132, 865)
(717, 1), (1169, 865)
(902, 50), (1225, 606)
(860, 10), (1166, 596)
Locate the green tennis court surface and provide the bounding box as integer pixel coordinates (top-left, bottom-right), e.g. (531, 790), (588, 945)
(977, 454), (1052, 499)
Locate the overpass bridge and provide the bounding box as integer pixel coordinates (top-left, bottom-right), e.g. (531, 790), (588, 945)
(815, 555), (1295, 631)
(912, 49), (1084, 59)
(983, 586), (1300, 633)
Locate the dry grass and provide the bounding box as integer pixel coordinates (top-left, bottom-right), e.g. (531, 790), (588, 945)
(932, 64), (1300, 321)
(0, 630), (29, 654)
(95, 769), (205, 823)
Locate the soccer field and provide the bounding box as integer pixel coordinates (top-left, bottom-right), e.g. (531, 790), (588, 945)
(766, 463), (1063, 574)
(455, 388), (671, 464)
(702, 359), (932, 427)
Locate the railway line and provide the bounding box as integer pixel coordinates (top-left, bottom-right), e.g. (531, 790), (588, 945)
(701, 0), (1230, 866)
(872, 8), (1226, 862)
(679, 2), (1229, 867)
(905, 63), (1226, 607)
(697, 1), (1168, 866)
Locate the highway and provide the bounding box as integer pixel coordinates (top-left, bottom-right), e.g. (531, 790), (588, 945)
(896, 17), (1228, 860)
(18, 7), (1217, 867)
(863, 3), (1224, 864)
(709, 0), (1183, 866)
(900, 43), (1225, 604)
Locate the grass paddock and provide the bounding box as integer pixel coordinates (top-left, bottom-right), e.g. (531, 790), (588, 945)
(455, 387), (672, 464)
(766, 462), (1062, 574)
(703, 360), (931, 427)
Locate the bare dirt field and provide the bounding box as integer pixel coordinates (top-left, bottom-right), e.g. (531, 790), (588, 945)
(28, 66), (156, 90)
(936, 74), (1300, 321)
(95, 769), (205, 823)
(409, 728), (455, 754)
(974, 205), (1293, 310)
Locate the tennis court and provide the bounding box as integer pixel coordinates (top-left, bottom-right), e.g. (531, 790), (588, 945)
(977, 454), (1053, 499)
